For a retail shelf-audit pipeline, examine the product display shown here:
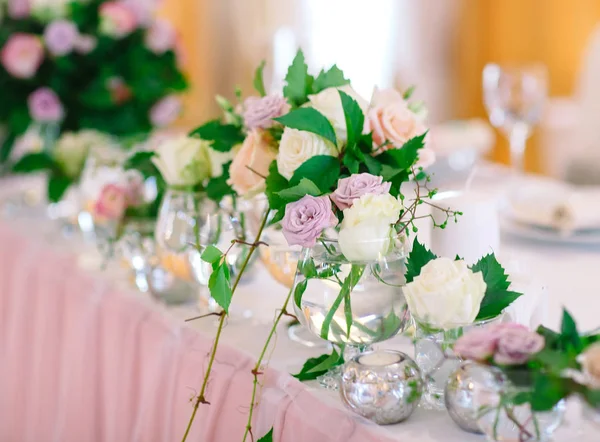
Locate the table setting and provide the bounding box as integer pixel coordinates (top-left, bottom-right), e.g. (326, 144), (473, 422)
(2, 7), (600, 442)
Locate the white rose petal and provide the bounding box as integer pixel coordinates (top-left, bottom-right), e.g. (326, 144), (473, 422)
(151, 135), (212, 186)
(276, 128), (337, 180)
(403, 257), (487, 330)
(308, 85), (368, 142)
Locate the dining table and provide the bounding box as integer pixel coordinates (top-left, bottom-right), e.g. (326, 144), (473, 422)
(1, 165), (600, 442)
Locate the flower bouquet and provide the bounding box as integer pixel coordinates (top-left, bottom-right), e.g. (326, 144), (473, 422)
(402, 238), (524, 409)
(453, 310), (600, 441)
(1, 0), (187, 200)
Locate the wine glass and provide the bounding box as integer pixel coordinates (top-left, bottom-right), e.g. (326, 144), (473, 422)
(482, 63), (548, 173)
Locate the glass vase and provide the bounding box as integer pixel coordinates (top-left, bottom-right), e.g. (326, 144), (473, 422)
(474, 368), (566, 441)
(292, 233), (410, 388)
(414, 317), (501, 410)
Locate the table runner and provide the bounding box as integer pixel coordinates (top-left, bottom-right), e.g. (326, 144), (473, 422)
(0, 221), (400, 442)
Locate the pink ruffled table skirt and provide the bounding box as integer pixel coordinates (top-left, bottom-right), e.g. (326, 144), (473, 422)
(0, 222), (398, 442)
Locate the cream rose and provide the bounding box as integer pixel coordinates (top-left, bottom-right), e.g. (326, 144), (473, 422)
(276, 128), (337, 180)
(228, 130), (276, 196)
(307, 85), (368, 142)
(338, 193), (403, 261)
(403, 257), (487, 330)
(54, 130), (114, 179)
(581, 344), (600, 388)
(151, 135), (212, 187)
(366, 87), (428, 150)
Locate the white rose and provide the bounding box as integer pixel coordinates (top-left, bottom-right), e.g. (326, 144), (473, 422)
(403, 257), (487, 330)
(55, 130), (115, 179)
(308, 85), (368, 141)
(207, 145), (240, 178)
(151, 135), (212, 187)
(338, 193), (403, 261)
(30, 0), (70, 20)
(276, 128), (337, 180)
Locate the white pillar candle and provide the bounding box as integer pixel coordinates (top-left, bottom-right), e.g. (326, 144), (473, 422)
(429, 190), (500, 264)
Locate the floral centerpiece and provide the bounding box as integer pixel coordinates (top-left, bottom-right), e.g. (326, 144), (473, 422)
(1, 0), (187, 199)
(178, 50), (449, 441)
(453, 310), (600, 441)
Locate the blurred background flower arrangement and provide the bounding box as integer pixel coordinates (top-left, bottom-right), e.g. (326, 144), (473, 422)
(0, 0), (187, 201)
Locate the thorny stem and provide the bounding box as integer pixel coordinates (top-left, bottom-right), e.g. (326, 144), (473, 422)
(242, 285), (295, 442)
(180, 210), (271, 442)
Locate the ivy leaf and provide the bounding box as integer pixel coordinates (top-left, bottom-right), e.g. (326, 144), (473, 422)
(208, 264), (232, 313)
(253, 60), (267, 97)
(283, 49), (314, 107)
(312, 65), (349, 93)
(205, 162), (234, 202)
(274, 108), (337, 147)
(471, 253), (510, 291)
(201, 245), (223, 264)
(292, 349), (343, 381)
(189, 120), (244, 152)
(257, 428), (273, 442)
(320, 265), (364, 340)
(47, 175), (72, 203)
(289, 155), (340, 194)
(405, 237), (437, 283)
(294, 279), (308, 308)
(12, 152), (55, 173)
(476, 290), (522, 321)
(338, 90), (364, 150)
(276, 177), (321, 201)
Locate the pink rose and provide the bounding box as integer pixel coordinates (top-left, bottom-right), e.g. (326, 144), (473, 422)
(149, 95), (182, 127)
(123, 170), (145, 206)
(119, 0), (156, 27)
(74, 34), (97, 54)
(8, 0), (30, 18)
(27, 87), (64, 122)
(94, 184), (128, 221)
(454, 326), (503, 362)
(494, 326), (545, 365)
(366, 87), (427, 151)
(227, 130), (276, 196)
(1, 33), (43, 79)
(282, 195), (338, 247)
(99, 2), (137, 38)
(44, 20), (78, 56)
(330, 173), (391, 210)
(145, 19), (176, 54)
(242, 95), (290, 130)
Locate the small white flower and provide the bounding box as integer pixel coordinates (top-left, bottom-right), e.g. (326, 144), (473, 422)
(276, 128), (336, 180)
(403, 257), (487, 330)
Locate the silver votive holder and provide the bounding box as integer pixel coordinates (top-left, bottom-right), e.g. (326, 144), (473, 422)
(444, 361), (497, 434)
(340, 350), (423, 425)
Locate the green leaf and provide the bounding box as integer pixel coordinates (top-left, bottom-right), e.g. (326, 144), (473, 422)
(306, 348), (342, 374)
(536, 326), (561, 349)
(338, 90), (365, 150)
(560, 309), (583, 352)
(375, 133), (426, 176)
(205, 162), (234, 202)
(471, 253), (511, 291)
(363, 154), (382, 175)
(12, 152), (55, 173)
(283, 49), (314, 107)
(201, 245), (223, 264)
(584, 389), (600, 408)
(312, 65), (349, 94)
(403, 85), (416, 100)
(289, 155), (340, 194)
(253, 60), (267, 97)
(47, 175), (72, 203)
(530, 373), (569, 412)
(265, 160), (289, 217)
(534, 348), (573, 371)
(274, 108), (337, 147)
(276, 178), (321, 201)
(257, 428), (273, 442)
(320, 265), (365, 340)
(208, 264), (232, 313)
(476, 290), (522, 321)
(189, 120), (244, 152)
(124, 151), (155, 170)
(405, 237), (437, 283)
(294, 279), (308, 308)
(297, 257), (318, 278)
(292, 349), (344, 381)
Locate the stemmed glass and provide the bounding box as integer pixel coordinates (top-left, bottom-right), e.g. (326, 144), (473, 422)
(482, 63), (548, 173)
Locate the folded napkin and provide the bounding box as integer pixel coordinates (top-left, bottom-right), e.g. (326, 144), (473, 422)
(508, 181), (600, 233)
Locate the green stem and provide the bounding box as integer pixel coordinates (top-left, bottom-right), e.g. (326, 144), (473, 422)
(242, 284), (295, 442)
(504, 405), (533, 440)
(180, 210), (270, 442)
